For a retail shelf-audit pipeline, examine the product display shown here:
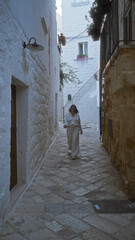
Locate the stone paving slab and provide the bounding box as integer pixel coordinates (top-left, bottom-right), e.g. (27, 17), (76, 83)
(82, 228), (117, 240)
(0, 232), (27, 240)
(58, 228), (77, 239)
(55, 214), (91, 233)
(83, 214), (120, 235)
(0, 123), (135, 240)
(113, 228), (135, 240)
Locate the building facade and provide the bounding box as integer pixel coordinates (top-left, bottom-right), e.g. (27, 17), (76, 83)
(56, 11), (64, 121)
(0, 0), (59, 229)
(62, 0), (100, 126)
(100, 0), (135, 197)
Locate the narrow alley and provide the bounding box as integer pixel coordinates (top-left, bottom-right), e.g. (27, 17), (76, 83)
(0, 124), (135, 240)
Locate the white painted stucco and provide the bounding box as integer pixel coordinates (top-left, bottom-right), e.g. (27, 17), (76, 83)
(56, 12), (64, 121)
(62, 0), (100, 125)
(0, 0), (59, 229)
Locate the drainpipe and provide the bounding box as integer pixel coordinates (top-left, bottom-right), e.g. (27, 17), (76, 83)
(99, 36), (102, 141)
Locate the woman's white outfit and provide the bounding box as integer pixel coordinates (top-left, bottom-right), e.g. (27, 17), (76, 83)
(64, 112), (82, 158)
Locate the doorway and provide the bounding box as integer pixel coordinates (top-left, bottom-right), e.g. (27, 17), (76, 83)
(10, 85), (17, 190)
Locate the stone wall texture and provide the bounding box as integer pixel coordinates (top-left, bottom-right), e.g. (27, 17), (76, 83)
(103, 47), (135, 197)
(0, 0), (59, 229)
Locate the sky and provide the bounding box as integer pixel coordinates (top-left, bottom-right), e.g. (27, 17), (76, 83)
(56, 0), (62, 16)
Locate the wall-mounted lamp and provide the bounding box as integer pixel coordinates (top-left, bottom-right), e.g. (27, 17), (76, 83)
(22, 37), (44, 51)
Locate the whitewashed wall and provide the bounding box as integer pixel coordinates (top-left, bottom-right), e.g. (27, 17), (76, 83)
(0, 0), (59, 229)
(57, 12), (62, 35)
(56, 12), (64, 121)
(62, 0), (100, 125)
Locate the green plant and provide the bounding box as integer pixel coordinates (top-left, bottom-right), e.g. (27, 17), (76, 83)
(77, 54), (88, 59)
(86, 0), (111, 41)
(60, 59), (81, 91)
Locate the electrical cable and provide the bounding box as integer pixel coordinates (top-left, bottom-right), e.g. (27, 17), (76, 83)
(66, 28), (88, 43)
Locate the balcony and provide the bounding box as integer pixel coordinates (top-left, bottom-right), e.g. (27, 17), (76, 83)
(100, 0), (135, 75)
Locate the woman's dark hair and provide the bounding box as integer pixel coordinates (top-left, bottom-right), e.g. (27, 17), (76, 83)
(69, 104), (79, 114)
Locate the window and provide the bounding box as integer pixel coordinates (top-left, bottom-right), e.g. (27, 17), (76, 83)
(124, 5), (132, 44)
(72, 0), (90, 7)
(73, 0), (88, 3)
(78, 42), (88, 57)
(68, 94), (72, 101)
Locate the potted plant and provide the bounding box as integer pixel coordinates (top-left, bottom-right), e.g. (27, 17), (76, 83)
(77, 54), (88, 60)
(59, 33), (66, 46)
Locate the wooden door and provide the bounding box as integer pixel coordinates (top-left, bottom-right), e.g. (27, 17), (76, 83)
(10, 85), (17, 190)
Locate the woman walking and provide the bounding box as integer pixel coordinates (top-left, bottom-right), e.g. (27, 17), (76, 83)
(64, 105), (83, 159)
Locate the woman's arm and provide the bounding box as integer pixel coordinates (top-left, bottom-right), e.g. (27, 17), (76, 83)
(63, 114), (68, 128)
(78, 115), (83, 134)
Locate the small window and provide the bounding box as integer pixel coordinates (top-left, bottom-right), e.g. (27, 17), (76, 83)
(68, 94), (72, 101)
(73, 0), (89, 3)
(78, 42), (88, 58)
(72, 0), (90, 7)
(73, 0), (86, 3)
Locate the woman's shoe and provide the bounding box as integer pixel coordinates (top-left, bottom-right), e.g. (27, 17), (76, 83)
(72, 156), (76, 160)
(67, 150), (71, 155)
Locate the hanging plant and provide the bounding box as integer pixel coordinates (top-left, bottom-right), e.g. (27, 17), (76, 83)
(87, 23), (100, 41)
(86, 0), (111, 41)
(59, 59), (81, 91)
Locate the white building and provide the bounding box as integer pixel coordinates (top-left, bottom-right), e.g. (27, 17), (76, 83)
(56, 12), (64, 121)
(56, 14), (62, 36)
(0, 0), (59, 229)
(62, 0), (100, 126)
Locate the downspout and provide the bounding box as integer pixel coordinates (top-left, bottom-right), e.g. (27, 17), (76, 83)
(99, 35), (102, 140)
(124, 0), (125, 42)
(118, 0), (119, 44)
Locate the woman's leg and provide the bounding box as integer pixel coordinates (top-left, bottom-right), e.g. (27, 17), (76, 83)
(71, 127), (80, 158)
(67, 127), (73, 151)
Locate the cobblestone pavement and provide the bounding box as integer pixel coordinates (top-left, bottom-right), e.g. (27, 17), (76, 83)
(1, 124), (135, 240)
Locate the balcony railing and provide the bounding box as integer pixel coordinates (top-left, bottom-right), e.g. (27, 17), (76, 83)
(100, 0), (119, 74)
